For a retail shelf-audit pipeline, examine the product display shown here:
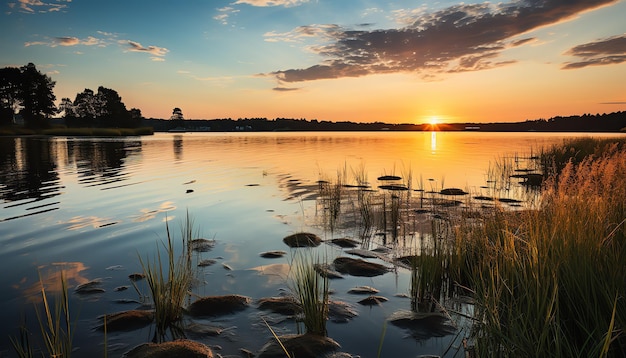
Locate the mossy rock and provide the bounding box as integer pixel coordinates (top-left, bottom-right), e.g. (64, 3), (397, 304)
(123, 339), (214, 358)
(258, 296), (303, 315)
(330, 238), (360, 248)
(188, 294), (251, 317)
(332, 257), (389, 277)
(97, 309), (154, 331)
(257, 333), (340, 358)
(282, 232), (322, 247)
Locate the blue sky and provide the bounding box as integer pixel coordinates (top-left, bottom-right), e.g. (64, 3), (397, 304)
(2, 0), (625, 123)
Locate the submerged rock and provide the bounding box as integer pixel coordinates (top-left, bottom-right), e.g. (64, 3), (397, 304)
(75, 278), (106, 294)
(330, 238), (360, 248)
(439, 188), (468, 196)
(190, 238), (216, 252)
(357, 295), (388, 306)
(377, 175), (402, 181)
(260, 250), (287, 258)
(332, 257), (389, 277)
(313, 263), (343, 279)
(283, 232), (322, 247)
(188, 294), (251, 317)
(98, 309), (154, 331)
(123, 339), (214, 358)
(388, 310), (457, 340)
(345, 249), (380, 259)
(128, 273), (145, 281)
(257, 333), (340, 358)
(328, 300), (358, 323)
(258, 296), (302, 315)
(198, 259), (217, 267)
(347, 286), (379, 295)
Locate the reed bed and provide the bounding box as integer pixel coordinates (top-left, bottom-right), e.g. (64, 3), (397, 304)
(456, 140), (626, 357)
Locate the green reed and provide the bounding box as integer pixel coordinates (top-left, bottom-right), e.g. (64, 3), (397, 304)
(11, 270), (74, 358)
(291, 250), (330, 336)
(138, 214), (195, 342)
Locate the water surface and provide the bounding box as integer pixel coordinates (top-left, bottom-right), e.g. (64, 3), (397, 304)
(0, 131), (620, 357)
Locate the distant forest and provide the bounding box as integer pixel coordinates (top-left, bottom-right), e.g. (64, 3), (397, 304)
(144, 111), (626, 133)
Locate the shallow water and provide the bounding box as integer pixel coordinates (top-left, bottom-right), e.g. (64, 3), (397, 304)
(0, 131), (621, 357)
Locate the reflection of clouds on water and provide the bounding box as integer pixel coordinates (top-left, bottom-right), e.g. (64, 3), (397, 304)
(132, 201), (176, 222)
(66, 215), (117, 230)
(249, 263), (290, 286)
(16, 262), (90, 303)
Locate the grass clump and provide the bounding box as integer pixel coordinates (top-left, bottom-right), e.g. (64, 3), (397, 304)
(291, 251), (330, 336)
(11, 271), (74, 358)
(138, 214), (195, 342)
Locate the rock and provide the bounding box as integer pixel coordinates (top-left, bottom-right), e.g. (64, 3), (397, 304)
(282, 232), (322, 247)
(377, 175), (402, 181)
(388, 310), (457, 340)
(114, 285), (129, 292)
(128, 273), (145, 281)
(347, 286), (379, 295)
(332, 257), (389, 277)
(358, 295), (388, 305)
(378, 185), (409, 191)
(258, 296), (302, 315)
(330, 238), (359, 248)
(313, 263), (343, 279)
(188, 294), (251, 317)
(257, 333), (340, 358)
(98, 310), (154, 331)
(198, 259), (217, 267)
(123, 339), (213, 358)
(260, 250), (287, 258)
(75, 278), (106, 294)
(345, 249), (380, 259)
(439, 188), (468, 196)
(328, 301), (358, 323)
(190, 238), (216, 252)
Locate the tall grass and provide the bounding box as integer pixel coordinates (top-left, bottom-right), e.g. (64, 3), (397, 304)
(291, 251), (330, 336)
(11, 271), (74, 358)
(457, 140), (626, 357)
(138, 214), (195, 342)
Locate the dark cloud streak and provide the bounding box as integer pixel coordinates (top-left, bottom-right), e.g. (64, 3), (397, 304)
(270, 0), (617, 83)
(562, 35), (626, 69)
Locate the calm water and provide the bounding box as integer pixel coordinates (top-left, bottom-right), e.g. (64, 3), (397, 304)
(0, 131), (621, 357)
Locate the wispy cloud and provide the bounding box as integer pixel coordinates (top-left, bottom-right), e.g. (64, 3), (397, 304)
(214, 6), (239, 25)
(233, 0), (309, 7)
(269, 0), (618, 83)
(123, 40), (169, 57)
(25, 36), (104, 47)
(8, 0), (71, 14)
(273, 86), (300, 92)
(562, 34), (626, 69)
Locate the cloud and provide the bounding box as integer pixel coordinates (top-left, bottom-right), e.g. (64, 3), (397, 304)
(8, 0), (70, 14)
(273, 86), (300, 91)
(562, 34), (626, 69)
(233, 0), (309, 7)
(264, 24), (343, 43)
(214, 6), (239, 25)
(269, 0), (617, 83)
(24, 36), (103, 47)
(124, 40), (169, 57)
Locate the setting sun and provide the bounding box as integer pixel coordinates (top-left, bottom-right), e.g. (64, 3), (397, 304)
(429, 116), (440, 125)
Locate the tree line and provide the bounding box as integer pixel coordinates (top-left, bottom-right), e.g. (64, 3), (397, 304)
(1, 63), (142, 129)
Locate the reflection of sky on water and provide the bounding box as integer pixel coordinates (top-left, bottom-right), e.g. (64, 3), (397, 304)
(1, 132), (624, 357)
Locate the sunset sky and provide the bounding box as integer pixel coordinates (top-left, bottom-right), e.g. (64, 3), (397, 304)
(2, 0), (625, 124)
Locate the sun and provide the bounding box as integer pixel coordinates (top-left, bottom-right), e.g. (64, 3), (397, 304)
(428, 116), (440, 125)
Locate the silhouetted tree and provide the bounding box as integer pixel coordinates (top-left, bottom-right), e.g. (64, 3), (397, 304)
(0, 67), (22, 125)
(19, 63), (56, 128)
(64, 86), (139, 128)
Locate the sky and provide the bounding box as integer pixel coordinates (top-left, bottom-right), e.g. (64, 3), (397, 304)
(1, 0), (625, 124)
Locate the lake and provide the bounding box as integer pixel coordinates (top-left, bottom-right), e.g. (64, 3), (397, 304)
(0, 131), (621, 357)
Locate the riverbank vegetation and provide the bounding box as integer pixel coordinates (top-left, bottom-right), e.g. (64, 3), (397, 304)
(9, 137), (625, 357)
